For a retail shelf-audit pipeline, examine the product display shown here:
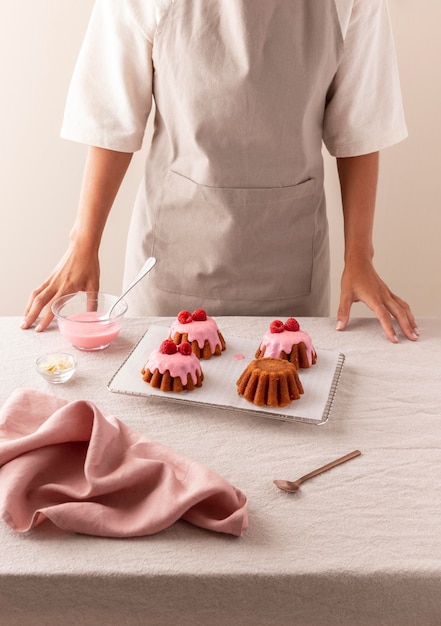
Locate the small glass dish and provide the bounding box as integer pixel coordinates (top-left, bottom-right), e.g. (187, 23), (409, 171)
(35, 352), (77, 384)
(51, 292), (127, 351)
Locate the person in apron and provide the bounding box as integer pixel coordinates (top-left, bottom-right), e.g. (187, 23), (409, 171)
(22, 0), (418, 343)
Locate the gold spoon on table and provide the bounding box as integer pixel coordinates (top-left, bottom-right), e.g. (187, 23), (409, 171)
(274, 450), (361, 493)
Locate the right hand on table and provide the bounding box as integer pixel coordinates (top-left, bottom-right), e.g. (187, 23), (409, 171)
(21, 246), (100, 332)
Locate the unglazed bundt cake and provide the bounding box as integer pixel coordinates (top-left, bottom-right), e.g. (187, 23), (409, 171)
(168, 309), (226, 359)
(236, 357), (304, 407)
(255, 318), (317, 369)
(142, 340), (204, 392)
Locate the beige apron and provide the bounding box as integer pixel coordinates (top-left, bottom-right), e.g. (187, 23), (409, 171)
(124, 0), (343, 317)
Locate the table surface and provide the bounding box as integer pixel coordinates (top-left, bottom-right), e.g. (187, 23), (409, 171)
(1, 316), (440, 626)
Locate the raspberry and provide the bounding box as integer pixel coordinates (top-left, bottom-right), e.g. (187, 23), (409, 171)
(269, 320), (285, 333)
(192, 308), (207, 321)
(177, 310), (193, 324)
(178, 342), (193, 356)
(284, 317), (300, 332)
(159, 340), (177, 355)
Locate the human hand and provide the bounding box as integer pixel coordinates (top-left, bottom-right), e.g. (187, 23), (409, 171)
(21, 245), (100, 332)
(336, 259), (418, 343)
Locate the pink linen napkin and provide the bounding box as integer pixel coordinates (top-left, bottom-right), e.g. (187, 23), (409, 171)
(0, 389), (248, 537)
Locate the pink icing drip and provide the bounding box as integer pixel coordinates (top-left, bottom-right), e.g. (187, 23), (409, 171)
(168, 316), (222, 352)
(145, 349), (202, 385)
(259, 329), (315, 365)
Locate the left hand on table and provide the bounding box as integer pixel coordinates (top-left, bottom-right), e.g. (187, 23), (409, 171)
(336, 259), (419, 343)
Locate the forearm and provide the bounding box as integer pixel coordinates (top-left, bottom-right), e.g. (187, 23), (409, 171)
(335, 151), (417, 342)
(336, 151), (379, 263)
(70, 146), (133, 254)
(21, 146), (133, 330)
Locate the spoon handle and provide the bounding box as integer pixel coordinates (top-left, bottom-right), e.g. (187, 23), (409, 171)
(297, 450), (361, 485)
(107, 256), (156, 318)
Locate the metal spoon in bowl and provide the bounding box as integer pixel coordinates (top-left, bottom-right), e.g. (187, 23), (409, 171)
(274, 449), (361, 493)
(101, 256), (157, 320)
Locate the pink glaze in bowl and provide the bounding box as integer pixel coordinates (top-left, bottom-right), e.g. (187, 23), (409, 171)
(51, 292), (128, 351)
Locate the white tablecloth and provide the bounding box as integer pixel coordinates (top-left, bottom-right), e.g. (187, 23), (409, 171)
(0, 316), (440, 626)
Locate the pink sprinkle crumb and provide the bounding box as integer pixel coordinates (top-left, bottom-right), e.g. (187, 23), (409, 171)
(233, 354), (245, 360)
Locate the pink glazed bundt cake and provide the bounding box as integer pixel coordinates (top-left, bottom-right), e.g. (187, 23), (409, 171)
(142, 340), (204, 392)
(168, 309), (226, 359)
(255, 318), (317, 370)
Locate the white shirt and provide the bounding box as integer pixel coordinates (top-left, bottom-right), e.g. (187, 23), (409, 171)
(61, 0), (407, 158)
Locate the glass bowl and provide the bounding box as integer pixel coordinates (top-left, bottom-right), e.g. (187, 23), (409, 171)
(36, 352), (77, 384)
(51, 292), (128, 351)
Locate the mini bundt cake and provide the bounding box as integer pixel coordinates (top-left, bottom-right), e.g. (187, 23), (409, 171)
(237, 357), (304, 407)
(142, 340), (204, 392)
(255, 318), (317, 369)
(168, 308), (226, 359)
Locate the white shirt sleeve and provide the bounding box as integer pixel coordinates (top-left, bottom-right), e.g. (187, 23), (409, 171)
(60, 0), (158, 152)
(324, 0), (408, 157)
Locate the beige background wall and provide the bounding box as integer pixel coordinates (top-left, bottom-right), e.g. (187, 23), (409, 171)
(0, 1), (440, 320)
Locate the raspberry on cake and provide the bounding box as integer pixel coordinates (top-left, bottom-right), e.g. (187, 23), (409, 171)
(141, 340), (204, 392)
(255, 318), (317, 369)
(168, 309), (226, 359)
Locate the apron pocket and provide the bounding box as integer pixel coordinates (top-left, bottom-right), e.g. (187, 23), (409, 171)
(151, 170), (319, 302)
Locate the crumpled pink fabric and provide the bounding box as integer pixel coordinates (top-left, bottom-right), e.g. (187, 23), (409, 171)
(0, 389), (248, 537)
